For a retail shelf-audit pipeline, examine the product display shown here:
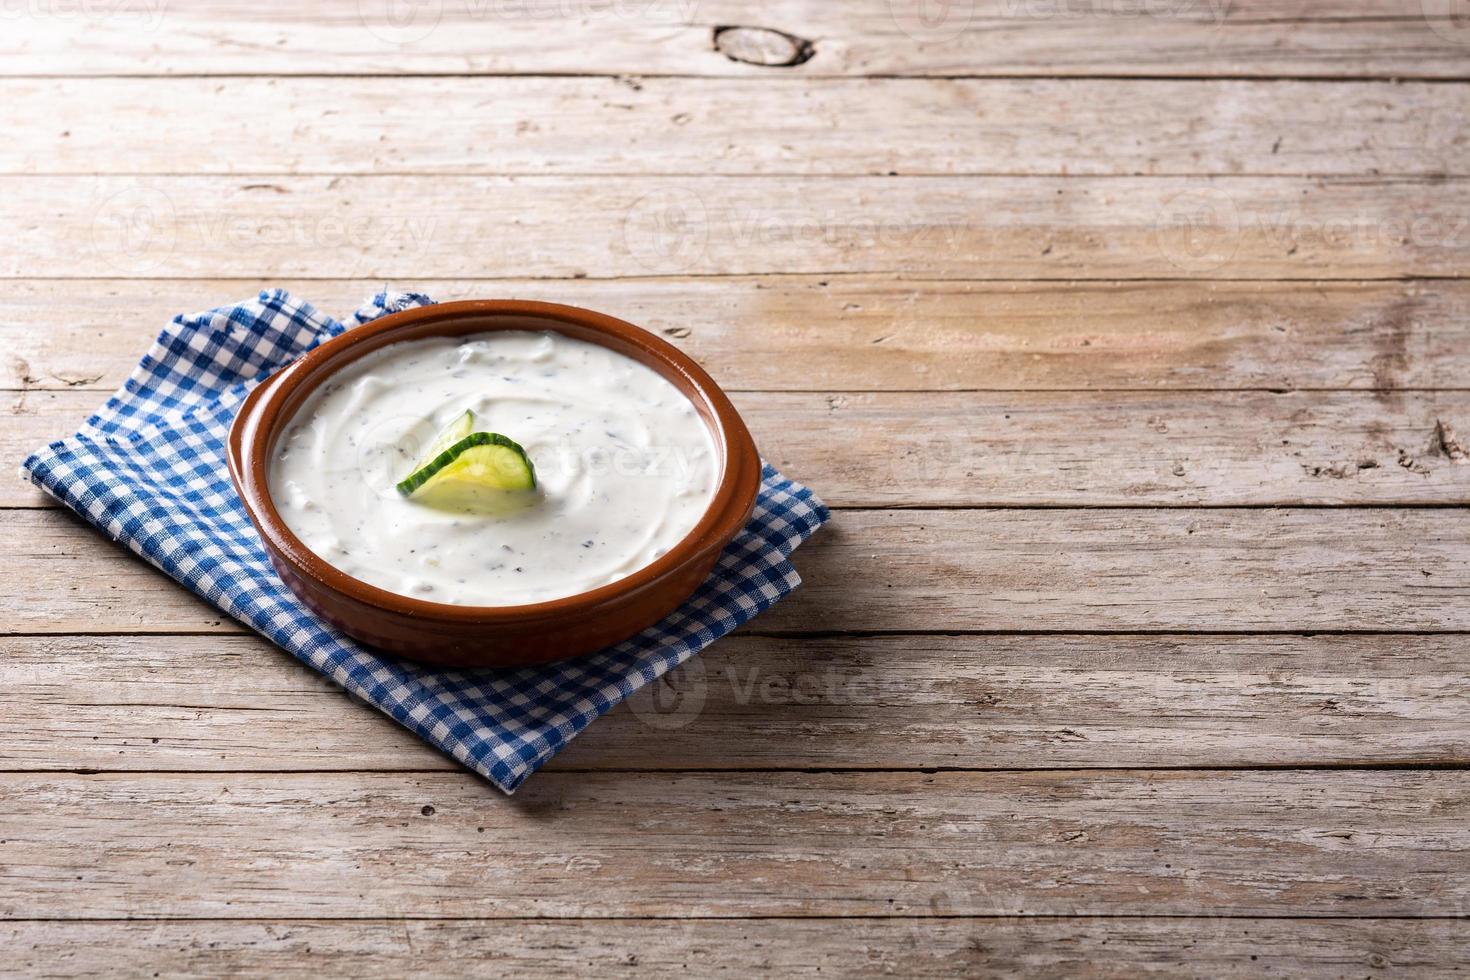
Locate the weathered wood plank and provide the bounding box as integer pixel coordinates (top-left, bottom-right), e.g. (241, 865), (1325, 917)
(5, 0), (1468, 78)
(13, 78), (1470, 177)
(2, 632), (1467, 773)
(10, 175), (1470, 279)
(5, 506), (1467, 634)
(12, 388), (1470, 509)
(6, 917), (1469, 978)
(5, 278), (1469, 394)
(2, 769), (1467, 917)
(787, 508), (1470, 632)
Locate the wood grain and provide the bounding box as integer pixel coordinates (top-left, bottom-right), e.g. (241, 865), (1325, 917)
(13, 78), (1470, 177)
(5, 506), (1467, 635)
(6, 278), (1470, 395)
(10, 175), (1470, 279)
(4, 0), (1468, 961)
(2, 632), (1467, 773)
(3, 769), (1468, 918)
(11, 388), (1470, 509)
(6, 917), (1469, 978)
(6, 0), (1469, 78)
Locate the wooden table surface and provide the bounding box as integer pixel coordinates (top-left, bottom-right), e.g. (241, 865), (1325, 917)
(4, 2), (1470, 975)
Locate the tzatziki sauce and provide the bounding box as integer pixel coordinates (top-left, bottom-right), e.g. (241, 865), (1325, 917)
(268, 330), (719, 606)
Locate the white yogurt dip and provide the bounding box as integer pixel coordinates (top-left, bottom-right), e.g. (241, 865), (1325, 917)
(268, 330), (719, 606)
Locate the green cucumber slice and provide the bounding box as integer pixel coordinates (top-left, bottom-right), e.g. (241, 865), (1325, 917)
(396, 431), (537, 497)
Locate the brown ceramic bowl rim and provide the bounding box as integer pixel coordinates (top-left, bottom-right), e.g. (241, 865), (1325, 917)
(229, 299), (762, 624)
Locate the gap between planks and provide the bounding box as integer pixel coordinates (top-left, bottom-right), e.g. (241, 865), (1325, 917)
(9, 765), (1470, 776)
(12, 72), (1470, 81)
(3, 913), (1469, 922)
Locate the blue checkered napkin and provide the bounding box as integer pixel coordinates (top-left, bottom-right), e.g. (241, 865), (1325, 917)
(21, 290), (828, 793)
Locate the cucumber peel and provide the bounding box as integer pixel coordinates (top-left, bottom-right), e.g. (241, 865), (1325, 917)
(396, 414), (536, 497)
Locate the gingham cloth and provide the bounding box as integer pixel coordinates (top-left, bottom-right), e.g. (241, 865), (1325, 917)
(21, 290), (828, 793)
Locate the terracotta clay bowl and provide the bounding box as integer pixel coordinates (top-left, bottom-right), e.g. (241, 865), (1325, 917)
(227, 300), (761, 667)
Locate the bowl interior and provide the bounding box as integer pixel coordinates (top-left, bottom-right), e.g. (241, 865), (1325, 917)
(231, 300), (761, 623)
